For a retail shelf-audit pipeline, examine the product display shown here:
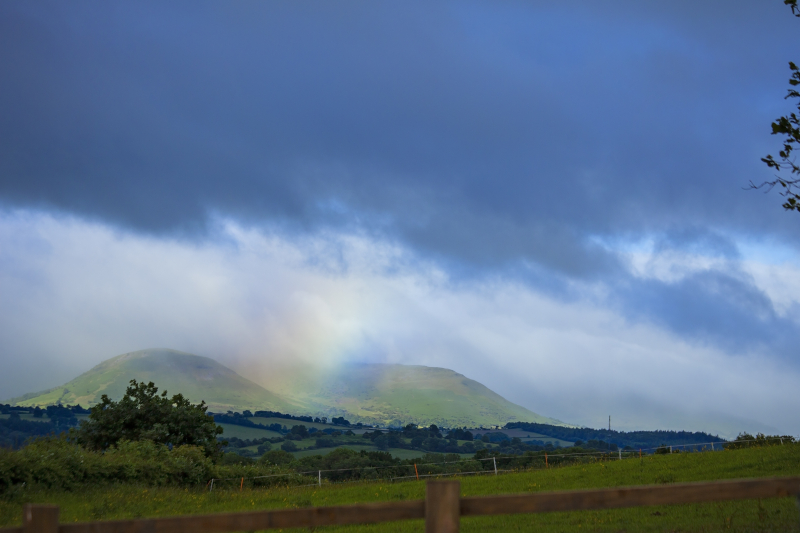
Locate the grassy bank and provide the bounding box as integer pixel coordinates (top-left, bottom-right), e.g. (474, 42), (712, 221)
(2, 443), (799, 532)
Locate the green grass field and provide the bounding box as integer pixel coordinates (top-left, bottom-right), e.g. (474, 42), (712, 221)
(2, 444), (798, 531)
(216, 424), (283, 440)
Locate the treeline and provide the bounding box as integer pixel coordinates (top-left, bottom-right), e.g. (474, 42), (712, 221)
(725, 433), (796, 449)
(359, 425), (565, 455)
(0, 436), (679, 495)
(251, 410), (315, 423)
(0, 437), (298, 494)
(224, 425), (361, 456)
(212, 413), (286, 433)
(1, 403), (89, 421)
(220, 423), (575, 457)
(0, 404), (90, 449)
(0, 416), (58, 450)
(3, 431), (795, 494)
(215, 410), (355, 428)
(506, 422), (727, 450)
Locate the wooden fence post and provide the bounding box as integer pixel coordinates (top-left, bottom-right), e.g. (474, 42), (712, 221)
(426, 480), (460, 533)
(23, 505), (59, 533)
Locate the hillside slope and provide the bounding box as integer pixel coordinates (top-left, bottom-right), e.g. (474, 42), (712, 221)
(8, 350), (562, 428)
(8, 349), (299, 413)
(266, 363), (564, 428)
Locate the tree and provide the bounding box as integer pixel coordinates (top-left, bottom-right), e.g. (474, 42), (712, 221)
(74, 380), (224, 459)
(289, 424), (309, 439)
(755, 0), (800, 211)
(280, 440), (299, 452)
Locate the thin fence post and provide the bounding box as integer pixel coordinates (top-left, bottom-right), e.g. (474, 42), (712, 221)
(618, 449), (622, 460)
(796, 495), (800, 528)
(24, 505), (59, 533)
(318, 471), (321, 487)
(711, 443), (714, 451)
(425, 480), (459, 533)
(493, 457), (497, 475)
(669, 446), (673, 453)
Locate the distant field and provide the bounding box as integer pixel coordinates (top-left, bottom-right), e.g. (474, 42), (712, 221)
(248, 417), (332, 430)
(216, 423), (282, 440)
(248, 417), (376, 435)
(471, 428), (571, 444)
(238, 438), (482, 460)
(1, 444), (798, 531)
(288, 445), (466, 461)
(0, 413), (89, 423)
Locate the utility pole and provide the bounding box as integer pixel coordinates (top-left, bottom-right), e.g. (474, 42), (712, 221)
(608, 415), (610, 431)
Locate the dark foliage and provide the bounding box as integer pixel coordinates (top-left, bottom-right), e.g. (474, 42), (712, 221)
(725, 432), (796, 450)
(289, 425), (309, 439)
(74, 380), (224, 459)
(260, 449), (294, 465)
(315, 437), (336, 448)
(280, 441), (299, 452)
(0, 416), (58, 449)
(505, 422), (725, 450)
(446, 428), (474, 441)
(252, 410), (314, 423)
(0, 437), (216, 493)
(219, 435), (279, 458)
(212, 413), (285, 433)
(753, 0), (800, 210)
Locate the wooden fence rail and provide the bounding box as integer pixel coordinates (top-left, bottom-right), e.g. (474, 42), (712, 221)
(2, 477), (798, 533)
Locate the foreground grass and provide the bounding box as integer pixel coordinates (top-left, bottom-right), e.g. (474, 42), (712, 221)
(2, 444), (799, 532)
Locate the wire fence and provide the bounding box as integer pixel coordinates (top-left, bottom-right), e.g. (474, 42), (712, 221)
(207, 436), (794, 491)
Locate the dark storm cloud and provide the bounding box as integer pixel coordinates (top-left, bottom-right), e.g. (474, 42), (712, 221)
(617, 270), (794, 356)
(2, 1), (799, 355)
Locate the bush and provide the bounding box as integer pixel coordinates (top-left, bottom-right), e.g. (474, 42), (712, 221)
(281, 441), (299, 452)
(0, 436), (214, 493)
(315, 437), (336, 448)
(289, 425), (309, 439)
(260, 450), (294, 466)
(257, 442), (272, 454)
(74, 380), (223, 459)
(726, 433), (796, 450)
(220, 453), (256, 466)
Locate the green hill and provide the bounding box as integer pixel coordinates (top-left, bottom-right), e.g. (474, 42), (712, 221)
(7, 350), (562, 428)
(7, 349), (299, 414)
(265, 363), (564, 428)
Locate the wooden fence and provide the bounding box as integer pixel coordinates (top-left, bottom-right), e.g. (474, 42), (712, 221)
(3, 477), (799, 533)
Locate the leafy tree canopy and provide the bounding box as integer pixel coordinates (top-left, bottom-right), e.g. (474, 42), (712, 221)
(74, 380), (223, 458)
(756, 0), (800, 210)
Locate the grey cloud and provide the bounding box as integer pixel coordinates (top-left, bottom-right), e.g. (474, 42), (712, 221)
(615, 268), (800, 360)
(2, 1), (800, 366)
(2, 2), (797, 243)
(653, 228), (741, 260)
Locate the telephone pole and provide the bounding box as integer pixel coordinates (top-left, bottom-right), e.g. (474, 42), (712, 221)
(608, 415), (610, 431)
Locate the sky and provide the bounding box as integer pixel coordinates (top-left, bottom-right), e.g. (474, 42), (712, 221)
(1, 1), (799, 438)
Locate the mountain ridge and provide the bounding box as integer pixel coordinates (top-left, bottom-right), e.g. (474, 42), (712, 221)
(8, 349), (300, 414)
(252, 362), (565, 427)
(8, 349), (564, 427)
